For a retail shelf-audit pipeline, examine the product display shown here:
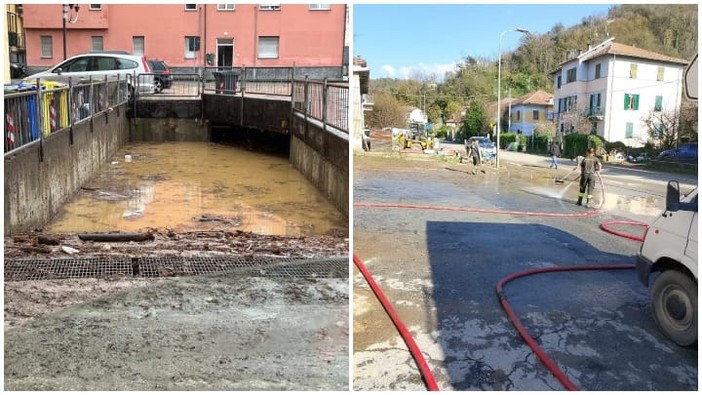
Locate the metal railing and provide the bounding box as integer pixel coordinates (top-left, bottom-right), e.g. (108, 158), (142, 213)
(4, 77), (129, 153)
(292, 77), (348, 133)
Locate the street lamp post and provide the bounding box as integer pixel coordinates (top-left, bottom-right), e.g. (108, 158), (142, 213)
(62, 4), (80, 60)
(496, 27), (529, 169)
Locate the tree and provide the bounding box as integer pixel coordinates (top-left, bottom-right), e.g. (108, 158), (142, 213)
(365, 92), (407, 129)
(559, 105), (594, 135)
(461, 101), (487, 138)
(642, 109), (682, 149)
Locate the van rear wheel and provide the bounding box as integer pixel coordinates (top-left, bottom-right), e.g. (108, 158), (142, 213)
(651, 270), (697, 347)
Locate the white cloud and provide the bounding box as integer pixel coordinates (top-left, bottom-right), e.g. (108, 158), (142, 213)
(381, 64), (396, 77)
(380, 63), (459, 81)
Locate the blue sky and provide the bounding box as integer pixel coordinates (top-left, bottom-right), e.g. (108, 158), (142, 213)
(353, 4), (615, 80)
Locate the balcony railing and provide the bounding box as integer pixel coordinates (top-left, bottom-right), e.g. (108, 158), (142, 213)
(586, 106), (605, 119)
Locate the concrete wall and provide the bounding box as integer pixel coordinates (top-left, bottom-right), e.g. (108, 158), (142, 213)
(289, 113), (348, 217)
(4, 106), (129, 234)
(202, 94), (290, 134)
(130, 99), (209, 141)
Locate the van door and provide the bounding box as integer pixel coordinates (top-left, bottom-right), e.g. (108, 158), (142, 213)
(684, 212), (697, 278)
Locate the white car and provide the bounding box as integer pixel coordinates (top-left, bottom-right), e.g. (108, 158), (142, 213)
(24, 52), (155, 97)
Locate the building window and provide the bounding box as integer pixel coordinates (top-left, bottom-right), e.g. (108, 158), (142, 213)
(566, 67), (576, 83)
(595, 63), (601, 79)
(557, 75), (561, 89)
(657, 66), (665, 81)
(89, 4), (101, 10)
(625, 122), (634, 139)
(217, 4), (235, 11)
(41, 36), (53, 58)
(133, 36), (144, 56)
(532, 110), (539, 121)
(624, 93), (640, 110)
(516, 111), (521, 121)
(655, 95), (663, 112)
(258, 36), (279, 59)
(259, 4), (281, 11)
(654, 123), (664, 138)
(185, 4), (197, 11)
(184, 36), (200, 59)
(630, 63), (638, 79)
(589, 93), (601, 114)
(91, 36), (104, 52)
(309, 4), (331, 10)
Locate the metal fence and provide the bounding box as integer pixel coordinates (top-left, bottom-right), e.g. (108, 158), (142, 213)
(4, 77), (129, 153)
(292, 77), (348, 133)
(5, 67), (349, 153)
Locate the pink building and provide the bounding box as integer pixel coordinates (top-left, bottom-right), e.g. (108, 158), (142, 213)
(22, 4), (348, 76)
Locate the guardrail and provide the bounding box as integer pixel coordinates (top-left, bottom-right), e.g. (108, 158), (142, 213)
(4, 77), (129, 154)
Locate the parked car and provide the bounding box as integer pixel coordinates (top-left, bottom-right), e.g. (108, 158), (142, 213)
(147, 59), (173, 93)
(10, 62), (25, 79)
(23, 52), (154, 97)
(468, 136), (497, 157)
(658, 143), (698, 161)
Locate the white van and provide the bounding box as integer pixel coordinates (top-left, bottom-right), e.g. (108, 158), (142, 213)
(24, 52), (155, 97)
(636, 180), (698, 346)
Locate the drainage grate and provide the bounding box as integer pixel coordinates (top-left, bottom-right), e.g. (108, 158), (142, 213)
(5, 258), (133, 281)
(5, 256), (348, 281)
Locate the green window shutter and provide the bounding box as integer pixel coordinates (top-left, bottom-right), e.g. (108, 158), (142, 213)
(655, 96), (663, 111)
(625, 122), (633, 138)
(624, 94), (630, 110)
(656, 123), (664, 138)
(633, 94), (640, 110)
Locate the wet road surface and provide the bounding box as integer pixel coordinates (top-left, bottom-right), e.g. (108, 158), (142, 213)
(352, 151), (697, 391)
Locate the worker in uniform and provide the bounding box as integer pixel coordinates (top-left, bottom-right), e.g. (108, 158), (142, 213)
(577, 147), (601, 207)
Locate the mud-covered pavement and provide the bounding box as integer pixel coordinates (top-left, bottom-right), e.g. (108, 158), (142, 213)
(5, 231), (349, 390)
(353, 149), (697, 391)
(5, 274), (349, 390)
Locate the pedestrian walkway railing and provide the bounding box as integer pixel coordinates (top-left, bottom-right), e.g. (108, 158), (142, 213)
(292, 77), (348, 133)
(4, 76), (129, 154)
(134, 66), (348, 133)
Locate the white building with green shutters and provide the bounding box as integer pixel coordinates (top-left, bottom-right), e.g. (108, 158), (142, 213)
(551, 38), (689, 147)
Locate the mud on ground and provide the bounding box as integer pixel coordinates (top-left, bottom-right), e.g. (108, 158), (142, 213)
(4, 230), (349, 390)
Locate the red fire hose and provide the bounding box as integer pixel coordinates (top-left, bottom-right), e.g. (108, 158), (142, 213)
(354, 173), (651, 390)
(353, 254), (440, 391)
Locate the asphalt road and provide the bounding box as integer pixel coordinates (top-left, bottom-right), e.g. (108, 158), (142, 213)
(352, 147), (697, 391)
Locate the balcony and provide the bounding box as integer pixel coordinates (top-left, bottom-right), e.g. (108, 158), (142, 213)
(586, 107), (604, 120)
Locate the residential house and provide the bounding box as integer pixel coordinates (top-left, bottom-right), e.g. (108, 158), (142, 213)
(5, 4), (26, 82)
(551, 38), (689, 147)
(21, 4), (348, 78)
(508, 90), (554, 136)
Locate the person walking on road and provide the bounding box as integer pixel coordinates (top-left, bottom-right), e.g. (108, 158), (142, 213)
(549, 142), (561, 169)
(577, 147), (601, 207)
(468, 139), (483, 175)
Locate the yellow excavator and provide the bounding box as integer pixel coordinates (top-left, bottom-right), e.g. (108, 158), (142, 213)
(391, 122), (435, 152)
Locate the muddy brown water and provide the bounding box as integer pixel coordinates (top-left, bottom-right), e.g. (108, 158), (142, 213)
(47, 142), (347, 236)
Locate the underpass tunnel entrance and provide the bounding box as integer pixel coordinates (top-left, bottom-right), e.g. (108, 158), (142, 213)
(210, 123), (290, 157)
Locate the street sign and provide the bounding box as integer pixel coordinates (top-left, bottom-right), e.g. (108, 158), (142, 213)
(684, 54), (697, 100)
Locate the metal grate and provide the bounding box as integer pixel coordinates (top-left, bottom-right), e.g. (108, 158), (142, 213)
(5, 256), (348, 281)
(4, 258), (133, 281)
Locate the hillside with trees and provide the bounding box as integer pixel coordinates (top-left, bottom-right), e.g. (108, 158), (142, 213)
(366, 4), (698, 149)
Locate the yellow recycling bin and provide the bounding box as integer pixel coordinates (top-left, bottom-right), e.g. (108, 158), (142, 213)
(39, 81), (69, 136)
